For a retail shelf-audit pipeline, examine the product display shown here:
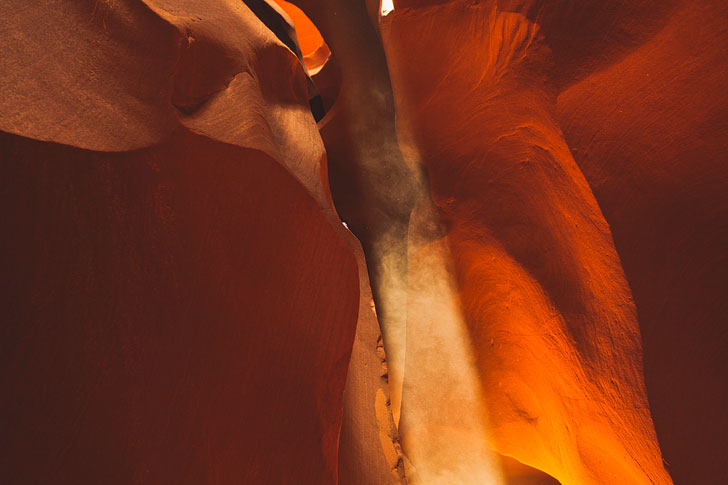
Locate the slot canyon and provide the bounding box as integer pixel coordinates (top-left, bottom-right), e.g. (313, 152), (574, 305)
(1, 0), (726, 484)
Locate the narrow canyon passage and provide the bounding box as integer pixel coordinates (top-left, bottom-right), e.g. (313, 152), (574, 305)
(285, 1), (563, 483)
(287, 0), (677, 484)
(281, 1), (516, 482)
(1, 0), (725, 484)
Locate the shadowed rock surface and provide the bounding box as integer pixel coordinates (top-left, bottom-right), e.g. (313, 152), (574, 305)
(2, 0), (727, 483)
(1, 1), (362, 483)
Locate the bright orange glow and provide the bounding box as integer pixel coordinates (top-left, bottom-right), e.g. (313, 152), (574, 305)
(381, 3), (674, 484)
(4, 0), (726, 484)
(275, 1), (324, 58)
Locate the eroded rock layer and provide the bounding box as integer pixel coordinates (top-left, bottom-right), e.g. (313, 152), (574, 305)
(380, 0), (726, 483)
(2, 0), (726, 483)
(1, 1), (362, 483)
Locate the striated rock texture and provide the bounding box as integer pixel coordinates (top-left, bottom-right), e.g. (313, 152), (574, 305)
(554, 3), (728, 483)
(0, 0), (366, 483)
(2, 0), (727, 483)
(381, 0), (727, 483)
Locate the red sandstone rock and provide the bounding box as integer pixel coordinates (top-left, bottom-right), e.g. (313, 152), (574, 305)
(0, 1), (359, 483)
(381, 0), (727, 483)
(338, 261), (408, 485)
(3, 0), (727, 483)
(555, 3), (728, 483)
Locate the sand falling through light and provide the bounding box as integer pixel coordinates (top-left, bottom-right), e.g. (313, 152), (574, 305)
(388, 195), (505, 485)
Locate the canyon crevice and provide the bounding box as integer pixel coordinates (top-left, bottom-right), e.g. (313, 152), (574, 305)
(1, 0), (726, 483)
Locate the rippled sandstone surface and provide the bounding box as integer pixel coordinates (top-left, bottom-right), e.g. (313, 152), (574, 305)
(1, 0), (726, 484)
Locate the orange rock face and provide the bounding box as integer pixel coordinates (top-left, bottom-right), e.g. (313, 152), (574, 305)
(554, 3), (728, 482)
(276, 0), (324, 57)
(380, 0), (727, 483)
(383, 4), (669, 482)
(1, 1), (359, 483)
(2, 0), (727, 483)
